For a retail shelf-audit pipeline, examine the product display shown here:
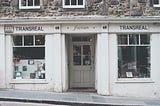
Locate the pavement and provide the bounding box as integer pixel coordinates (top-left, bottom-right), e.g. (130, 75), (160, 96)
(0, 89), (160, 106)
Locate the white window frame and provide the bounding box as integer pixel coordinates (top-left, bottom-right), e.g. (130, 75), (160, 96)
(117, 34), (151, 79)
(63, 0), (85, 8)
(19, 0), (41, 9)
(153, 0), (160, 7)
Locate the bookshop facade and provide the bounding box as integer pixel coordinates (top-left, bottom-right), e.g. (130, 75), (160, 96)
(0, 17), (160, 98)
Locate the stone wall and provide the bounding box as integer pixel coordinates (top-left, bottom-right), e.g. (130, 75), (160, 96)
(0, 0), (159, 18)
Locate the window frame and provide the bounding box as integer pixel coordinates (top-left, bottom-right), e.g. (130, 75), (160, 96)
(19, 0), (41, 9)
(12, 35), (45, 80)
(63, 0), (85, 8)
(117, 34), (151, 80)
(153, 0), (160, 7)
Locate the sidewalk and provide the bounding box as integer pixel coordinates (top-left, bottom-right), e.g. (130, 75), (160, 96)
(0, 89), (160, 106)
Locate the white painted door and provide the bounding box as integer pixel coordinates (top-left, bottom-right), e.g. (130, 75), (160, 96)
(70, 36), (95, 88)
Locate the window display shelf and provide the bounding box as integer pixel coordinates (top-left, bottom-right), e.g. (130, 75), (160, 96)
(115, 78), (154, 83)
(10, 79), (48, 84)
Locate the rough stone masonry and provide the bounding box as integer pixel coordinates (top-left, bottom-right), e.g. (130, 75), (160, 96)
(0, 0), (159, 18)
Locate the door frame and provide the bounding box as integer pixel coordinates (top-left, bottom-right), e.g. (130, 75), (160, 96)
(68, 34), (96, 89)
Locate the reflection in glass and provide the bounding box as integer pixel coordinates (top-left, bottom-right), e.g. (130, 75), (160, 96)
(73, 45), (81, 56)
(13, 36), (22, 46)
(73, 45), (81, 65)
(28, 0), (33, 6)
(24, 36), (33, 46)
(129, 34), (139, 44)
(35, 0), (40, 6)
(118, 46), (150, 78)
(65, 0), (70, 5)
(35, 35), (45, 45)
(83, 45), (91, 65)
(71, 0), (76, 5)
(22, 0), (27, 6)
(73, 56), (81, 65)
(78, 0), (83, 5)
(118, 35), (128, 45)
(141, 35), (150, 44)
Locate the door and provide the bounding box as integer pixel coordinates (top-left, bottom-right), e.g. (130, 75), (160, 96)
(70, 35), (95, 88)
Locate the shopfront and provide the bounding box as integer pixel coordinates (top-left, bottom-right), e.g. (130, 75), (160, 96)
(1, 18), (160, 98)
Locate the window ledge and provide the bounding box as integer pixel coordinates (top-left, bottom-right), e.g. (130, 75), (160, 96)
(63, 5), (85, 8)
(153, 4), (160, 7)
(19, 6), (40, 10)
(115, 78), (154, 83)
(10, 79), (48, 84)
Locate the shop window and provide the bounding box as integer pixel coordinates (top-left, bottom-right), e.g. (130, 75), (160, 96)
(13, 35), (45, 79)
(63, 0), (85, 8)
(153, 0), (160, 7)
(118, 34), (150, 78)
(19, 0), (40, 9)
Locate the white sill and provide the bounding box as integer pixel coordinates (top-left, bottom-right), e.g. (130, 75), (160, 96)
(153, 4), (160, 7)
(10, 79), (48, 84)
(115, 78), (154, 83)
(63, 5), (85, 8)
(19, 6), (40, 9)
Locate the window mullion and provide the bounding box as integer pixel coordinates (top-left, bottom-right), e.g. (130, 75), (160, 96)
(127, 34), (129, 45)
(26, 0), (28, 6)
(70, 0), (71, 6)
(76, 0), (78, 5)
(33, 0), (35, 6)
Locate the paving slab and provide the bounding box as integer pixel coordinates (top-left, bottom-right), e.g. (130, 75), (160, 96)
(0, 89), (160, 106)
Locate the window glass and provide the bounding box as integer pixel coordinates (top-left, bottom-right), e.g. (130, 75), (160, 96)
(129, 34), (139, 45)
(13, 35), (45, 79)
(154, 0), (159, 4)
(24, 36), (33, 46)
(20, 0), (40, 9)
(118, 35), (128, 45)
(35, 0), (40, 6)
(141, 35), (150, 44)
(63, 0), (85, 8)
(65, 0), (70, 5)
(35, 35), (45, 45)
(13, 36), (22, 46)
(78, 0), (83, 5)
(71, 0), (76, 5)
(118, 34), (150, 78)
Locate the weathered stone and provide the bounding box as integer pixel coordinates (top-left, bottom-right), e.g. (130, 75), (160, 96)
(131, 8), (143, 16)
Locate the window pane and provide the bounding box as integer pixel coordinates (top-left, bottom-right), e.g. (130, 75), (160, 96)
(72, 36), (82, 42)
(35, 0), (40, 6)
(13, 36), (22, 46)
(13, 47), (45, 59)
(65, 0), (70, 5)
(71, 0), (76, 5)
(28, 0), (33, 6)
(118, 46), (150, 78)
(154, 0), (159, 4)
(24, 36), (33, 46)
(140, 35), (150, 44)
(22, 0), (27, 6)
(118, 35), (128, 45)
(73, 45), (81, 65)
(35, 35), (45, 45)
(78, 0), (83, 5)
(129, 34), (139, 45)
(83, 45), (91, 65)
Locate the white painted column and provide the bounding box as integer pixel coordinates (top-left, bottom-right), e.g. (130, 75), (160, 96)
(5, 35), (13, 88)
(96, 33), (110, 95)
(61, 34), (68, 91)
(0, 34), (6, 88)
(46, 34), (62, 92)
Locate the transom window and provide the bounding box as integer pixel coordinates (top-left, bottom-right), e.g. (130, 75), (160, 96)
(19, 0), (40, 9)
(118, 34), (150, 78)
(13, 35), (45, 79)
(63, 0), (85, 8)
(153, 0), (160, 7)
